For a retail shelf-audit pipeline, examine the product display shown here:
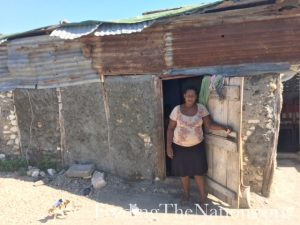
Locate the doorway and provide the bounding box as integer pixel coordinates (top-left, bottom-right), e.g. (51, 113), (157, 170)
(278, 74), (300, 153)
(162, 75), (203, 176)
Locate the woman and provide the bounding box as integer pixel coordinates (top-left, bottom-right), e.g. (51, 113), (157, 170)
(166, 86), (231, 205)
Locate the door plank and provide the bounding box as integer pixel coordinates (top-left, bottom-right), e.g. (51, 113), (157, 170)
(205, 134), (237, 153)
(206, 177), (237, 200)
(226, 77), (243, 208)
(212, 146), (227, 186)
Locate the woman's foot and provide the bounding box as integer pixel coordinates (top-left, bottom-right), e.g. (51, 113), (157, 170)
(193, 197), (210, 208)
(179, 194), (191, 206)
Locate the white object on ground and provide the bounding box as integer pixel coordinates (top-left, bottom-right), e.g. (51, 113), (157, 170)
(91, 171), (106, 189)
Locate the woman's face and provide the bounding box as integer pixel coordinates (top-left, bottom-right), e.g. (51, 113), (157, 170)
(184, 89), (197, 106)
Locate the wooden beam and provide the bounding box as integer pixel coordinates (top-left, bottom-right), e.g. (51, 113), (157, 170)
(167, 62), (296, 76)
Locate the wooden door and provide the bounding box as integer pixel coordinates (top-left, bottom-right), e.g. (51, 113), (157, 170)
(204, 77), (243, 208)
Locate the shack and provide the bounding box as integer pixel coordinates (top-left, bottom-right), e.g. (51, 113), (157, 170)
(0, 0), (299, 208)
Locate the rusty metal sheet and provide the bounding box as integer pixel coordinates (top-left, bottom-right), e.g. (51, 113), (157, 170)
(81, 26), (167, 75)
(170, 16), (300, 69)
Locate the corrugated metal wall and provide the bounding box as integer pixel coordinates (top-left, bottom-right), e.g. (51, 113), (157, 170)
(2, 35), (100, 90)
(0, 44), (10, 90)
(1, 2), (300, 90)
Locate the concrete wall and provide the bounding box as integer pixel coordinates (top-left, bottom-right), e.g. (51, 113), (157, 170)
(60, 83), (111, 172)
(14, 89), (60, 165)
(242, 73), (282, 196)
(0, 91), (21, 157)
(105, 75), (162, 179)
(11, 75), (162, 179)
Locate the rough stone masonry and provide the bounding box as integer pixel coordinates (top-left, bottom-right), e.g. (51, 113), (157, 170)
(0, 91), (21, 157)
(242, 73), (282, 196)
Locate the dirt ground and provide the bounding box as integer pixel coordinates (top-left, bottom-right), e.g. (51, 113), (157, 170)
(0, 156), (299, 225)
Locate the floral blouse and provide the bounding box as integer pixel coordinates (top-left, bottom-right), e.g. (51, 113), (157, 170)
(169, 103), (209, 147)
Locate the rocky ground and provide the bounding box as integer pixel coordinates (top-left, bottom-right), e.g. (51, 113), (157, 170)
(0, 156), (299, 225)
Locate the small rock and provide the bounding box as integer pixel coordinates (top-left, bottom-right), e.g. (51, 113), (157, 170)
(66, 164), (95, 178)
(91, 171), (106, 189)
(256, 176), (263, 181)
(6, 140), (14, 146)
(10, 127), (18, 132)
(33, 180), (45, 187)
(13, 145), (19, 150)
(154, 177), (160, 181)
(9, 115), (16, 120)
(39, 171), (46, 177)
(31, 169), (40, 178)
(0, 154), (5, 161)
(15, 138), (20, 145)
(47, 168), (56, 176)
(11, 120), (17, 126)
(33, 178), (50, 187)
(247, 119), (260, 124)
(27, 168), (39, 177)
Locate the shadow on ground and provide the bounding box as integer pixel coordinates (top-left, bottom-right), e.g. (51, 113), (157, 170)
(0, 170), (233, 222)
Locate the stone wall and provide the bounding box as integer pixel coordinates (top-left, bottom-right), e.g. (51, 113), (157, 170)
(242, 73), (282, 196)
(0, 91), (21, 157)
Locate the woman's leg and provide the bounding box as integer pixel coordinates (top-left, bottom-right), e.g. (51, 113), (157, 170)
(194, 175), (208, 203)
(180, 176), (190, 199)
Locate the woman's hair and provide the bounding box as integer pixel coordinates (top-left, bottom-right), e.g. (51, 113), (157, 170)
(183, 86), (198, 95)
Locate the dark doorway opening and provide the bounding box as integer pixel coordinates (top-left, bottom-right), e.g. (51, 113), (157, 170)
(162, 75), (203, 176)
(278, 74), (300, 153)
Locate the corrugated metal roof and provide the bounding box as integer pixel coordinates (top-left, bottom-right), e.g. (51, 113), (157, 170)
(0, 1), (224, 42)
(0, 39), (7, 44)
(49, 21), (154, 39)
(48, 3), (216, 39)
(50, 24), (100, 39)
(94, 21), (154, 36)
(114, 2), (222, 23)
(2, 0), (278, 42)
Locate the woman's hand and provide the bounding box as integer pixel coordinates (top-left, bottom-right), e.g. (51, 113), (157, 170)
(167, 146), (174, 159)
(203, 115), (233, 135)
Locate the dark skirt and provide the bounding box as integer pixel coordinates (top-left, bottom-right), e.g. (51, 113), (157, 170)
(171, 141), (208, 177)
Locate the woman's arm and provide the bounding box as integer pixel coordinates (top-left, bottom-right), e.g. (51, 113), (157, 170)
(166, 119), (177, 159)
(202, 115), (231, 134)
